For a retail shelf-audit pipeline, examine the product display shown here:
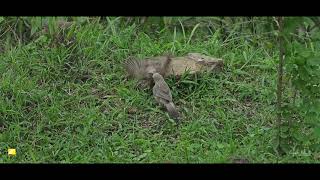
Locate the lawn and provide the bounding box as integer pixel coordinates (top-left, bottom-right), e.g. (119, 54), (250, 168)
(0, 17), (317, 163)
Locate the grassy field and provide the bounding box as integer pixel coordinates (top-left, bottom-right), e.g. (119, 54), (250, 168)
(0, 17), (317, 163)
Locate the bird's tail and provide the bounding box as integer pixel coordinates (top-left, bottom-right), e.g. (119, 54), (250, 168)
(165, 102), (180, 122)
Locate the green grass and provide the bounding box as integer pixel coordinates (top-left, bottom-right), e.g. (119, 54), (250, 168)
(0, 19), (317, 163)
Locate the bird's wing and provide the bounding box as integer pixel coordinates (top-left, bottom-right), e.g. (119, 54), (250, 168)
(124, 58), (143, 78)
(154, 83), (172, 102)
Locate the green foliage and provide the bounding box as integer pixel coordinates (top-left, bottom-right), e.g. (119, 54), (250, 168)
(0, 16), (319, 163)
(276, 17), (320, 154)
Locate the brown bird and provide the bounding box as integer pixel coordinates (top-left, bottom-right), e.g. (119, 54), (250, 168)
(152, 73), (180, 121)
